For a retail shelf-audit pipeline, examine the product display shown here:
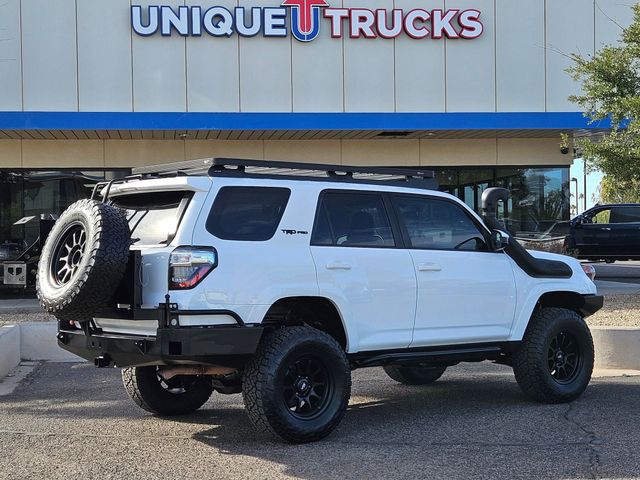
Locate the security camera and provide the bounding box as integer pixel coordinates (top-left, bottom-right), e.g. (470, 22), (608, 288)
(560, 146), (570, 155)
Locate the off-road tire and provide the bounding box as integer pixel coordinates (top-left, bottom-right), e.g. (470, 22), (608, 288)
(513, 307), (594, 404)
(121, 366), (213, 416)
(36, 199), (130, 322)
(242, 326), (351, 443)
(383, 364), (447, 385)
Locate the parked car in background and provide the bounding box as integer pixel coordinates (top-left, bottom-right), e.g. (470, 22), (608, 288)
(564, 204), (640, 263)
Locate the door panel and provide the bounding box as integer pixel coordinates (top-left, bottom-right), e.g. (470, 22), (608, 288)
(390, 194), (517, 346)
(311, 246), (417, 351)
(409, 250), (517, 346)
(311, 191), (417, 352)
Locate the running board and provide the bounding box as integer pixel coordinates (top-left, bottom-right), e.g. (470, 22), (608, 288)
(349, 345), (504, 369)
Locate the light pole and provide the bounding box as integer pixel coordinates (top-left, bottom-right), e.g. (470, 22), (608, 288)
(583, 158), (588, 212)
(571, 177), (579, 215)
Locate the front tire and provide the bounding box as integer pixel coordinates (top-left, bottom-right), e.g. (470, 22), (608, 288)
(513, 307), (594, 404)
(122, 366), (213, 416)
(383, 364), (447, 385)
(242, 326), (351, 443)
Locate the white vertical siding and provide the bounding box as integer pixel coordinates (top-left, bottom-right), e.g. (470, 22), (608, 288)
(239, 0), (292, 111)
(0, 0), (22, 110)
(545, 0), (594, 111)
(291, 0), (344, 111)
(132, 0), (187, 111)
(595, 0), (635, 47)
(22, 0), (78, 111)
(77, 0), (133, 111)
(495, 0), (545, 112)
(395, 0), (445, 112)
(186, 0), (240, 112)
(445, 0), (496, 112)
(343, 0), (395, 112)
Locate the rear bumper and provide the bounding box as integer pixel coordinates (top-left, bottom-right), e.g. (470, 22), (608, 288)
(58, 300), (263, 368)
(58, 325), (264, 368)
(580, 294), (604, 317)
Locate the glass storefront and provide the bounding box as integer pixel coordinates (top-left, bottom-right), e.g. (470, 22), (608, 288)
(0, 170), (129, 260)
(434, 166), (570, 238)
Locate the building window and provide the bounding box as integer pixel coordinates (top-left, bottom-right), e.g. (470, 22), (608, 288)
(428, 166), (569, 238)
(0, 169), (129, 266)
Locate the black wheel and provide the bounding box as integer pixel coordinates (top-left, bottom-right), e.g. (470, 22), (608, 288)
(383, 364), (447, 385)
(513, 307), (594, 404)
(36, 199), (130, 322)
(121, 366), (213, 416)
(242, 326), (351, 443)
(605, 259), (616, 264)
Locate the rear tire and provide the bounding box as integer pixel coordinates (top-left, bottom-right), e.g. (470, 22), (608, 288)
(122, 366), (213, 416)
(383, 364), (447, 385)
(513, 307), (594, 404)
(242, 326), (351, 443)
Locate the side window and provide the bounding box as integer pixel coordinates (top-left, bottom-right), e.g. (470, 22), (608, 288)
(311, 192), (395, 247)
(590, 209), (611, 224)
(206, 187), (291, 241)
(392, 195), (488, 251)
(610, 207), (640, 223)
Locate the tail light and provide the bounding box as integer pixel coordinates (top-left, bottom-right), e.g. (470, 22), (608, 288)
(581, 263), (596, 281)
(169, 246), (217, 289)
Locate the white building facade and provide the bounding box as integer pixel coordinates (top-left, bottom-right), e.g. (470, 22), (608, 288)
(0, 0), (635, 246)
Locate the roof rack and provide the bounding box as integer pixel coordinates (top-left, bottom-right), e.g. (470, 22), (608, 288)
(132, 157), (438, 190)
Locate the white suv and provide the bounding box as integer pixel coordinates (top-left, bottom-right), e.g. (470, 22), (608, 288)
(37, 158), (603, 443)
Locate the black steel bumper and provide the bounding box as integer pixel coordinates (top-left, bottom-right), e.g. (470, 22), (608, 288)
(580, 294), (604, 317)
(57, 301), (264, 368)
(58, 325), (264, 368)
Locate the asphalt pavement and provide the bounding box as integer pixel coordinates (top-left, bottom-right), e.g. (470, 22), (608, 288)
(1, 362), (640, 480)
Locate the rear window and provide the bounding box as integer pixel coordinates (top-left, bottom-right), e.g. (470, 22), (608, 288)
(611, 206), (640, 223)
(112, 191), (192, 246)
(206, 187), (291, 241)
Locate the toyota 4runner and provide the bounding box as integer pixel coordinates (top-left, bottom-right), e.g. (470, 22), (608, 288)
(37, 158), (603, 443)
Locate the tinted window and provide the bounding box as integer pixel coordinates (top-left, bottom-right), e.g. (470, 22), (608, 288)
(393, 195), (487, 251)
(590, 209), (611, 224)
(207, 187), (290, 241)
(611, 206), (640, 223)
(113, 191), (191, 246)
(312, 192), (395, 247)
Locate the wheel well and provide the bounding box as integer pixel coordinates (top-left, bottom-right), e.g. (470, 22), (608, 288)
(262, 297), (347, 350)
(536, 291), (586, 314)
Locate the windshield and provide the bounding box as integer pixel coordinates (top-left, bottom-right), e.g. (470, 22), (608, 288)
(111, 191), (192, 246)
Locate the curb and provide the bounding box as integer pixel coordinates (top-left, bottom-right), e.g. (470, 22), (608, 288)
(1, 323), (640, 381)
(592, 326), (640, 370)
(0, 322), (80, 383)
(0, 325), (21, 380)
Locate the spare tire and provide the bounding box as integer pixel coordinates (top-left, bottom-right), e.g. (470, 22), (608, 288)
(36, 199), (130, 322)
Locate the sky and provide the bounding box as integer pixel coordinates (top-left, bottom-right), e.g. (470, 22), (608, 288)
(570, 158), (603, 216)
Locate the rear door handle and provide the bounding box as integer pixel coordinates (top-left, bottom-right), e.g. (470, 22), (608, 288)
(326, 262), (352, 270)
(418, 262), (442, 272)
(600, 227), (611, 231)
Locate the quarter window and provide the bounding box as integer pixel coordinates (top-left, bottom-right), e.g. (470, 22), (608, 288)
(206, 187), (290, 241)
(312, 192), (395, 247)
(392, 195), (488, 251)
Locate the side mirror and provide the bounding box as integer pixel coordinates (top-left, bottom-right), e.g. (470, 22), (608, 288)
(490, 229), (510, 251)
(573, 215), (584, 227)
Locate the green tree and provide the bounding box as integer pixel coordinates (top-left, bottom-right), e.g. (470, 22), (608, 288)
(568, 4), (640, 181)
(599, 175), (640, 203)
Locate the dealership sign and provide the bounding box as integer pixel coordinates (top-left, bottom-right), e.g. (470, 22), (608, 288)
(131, 5), (483, 42)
